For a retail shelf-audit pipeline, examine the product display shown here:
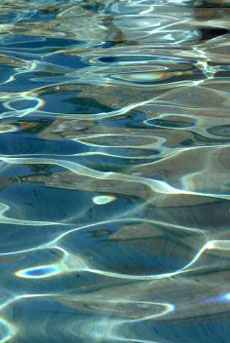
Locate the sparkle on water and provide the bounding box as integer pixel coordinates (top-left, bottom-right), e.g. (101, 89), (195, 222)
(0, 0), (229, 342)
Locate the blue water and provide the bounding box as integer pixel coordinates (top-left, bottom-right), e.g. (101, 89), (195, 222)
(0, 0), (230, 342)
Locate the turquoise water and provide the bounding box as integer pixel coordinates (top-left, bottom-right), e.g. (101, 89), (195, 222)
(0, 0), (230, 342)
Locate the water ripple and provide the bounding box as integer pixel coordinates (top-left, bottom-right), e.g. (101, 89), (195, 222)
(0, 0), (229, 342)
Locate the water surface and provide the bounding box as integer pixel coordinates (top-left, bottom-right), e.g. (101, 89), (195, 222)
(0, 0), (230, 342)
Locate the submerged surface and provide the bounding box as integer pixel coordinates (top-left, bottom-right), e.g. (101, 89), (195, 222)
(0, 0), (230, 342)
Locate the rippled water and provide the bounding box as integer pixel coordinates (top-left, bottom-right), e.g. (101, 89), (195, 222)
(0, 0), (230, 342)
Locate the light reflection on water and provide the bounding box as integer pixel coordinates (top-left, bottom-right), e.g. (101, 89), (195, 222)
(0, 0), (230, 342)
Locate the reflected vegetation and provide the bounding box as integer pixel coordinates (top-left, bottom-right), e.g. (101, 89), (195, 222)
(0, 0), (229, 342)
